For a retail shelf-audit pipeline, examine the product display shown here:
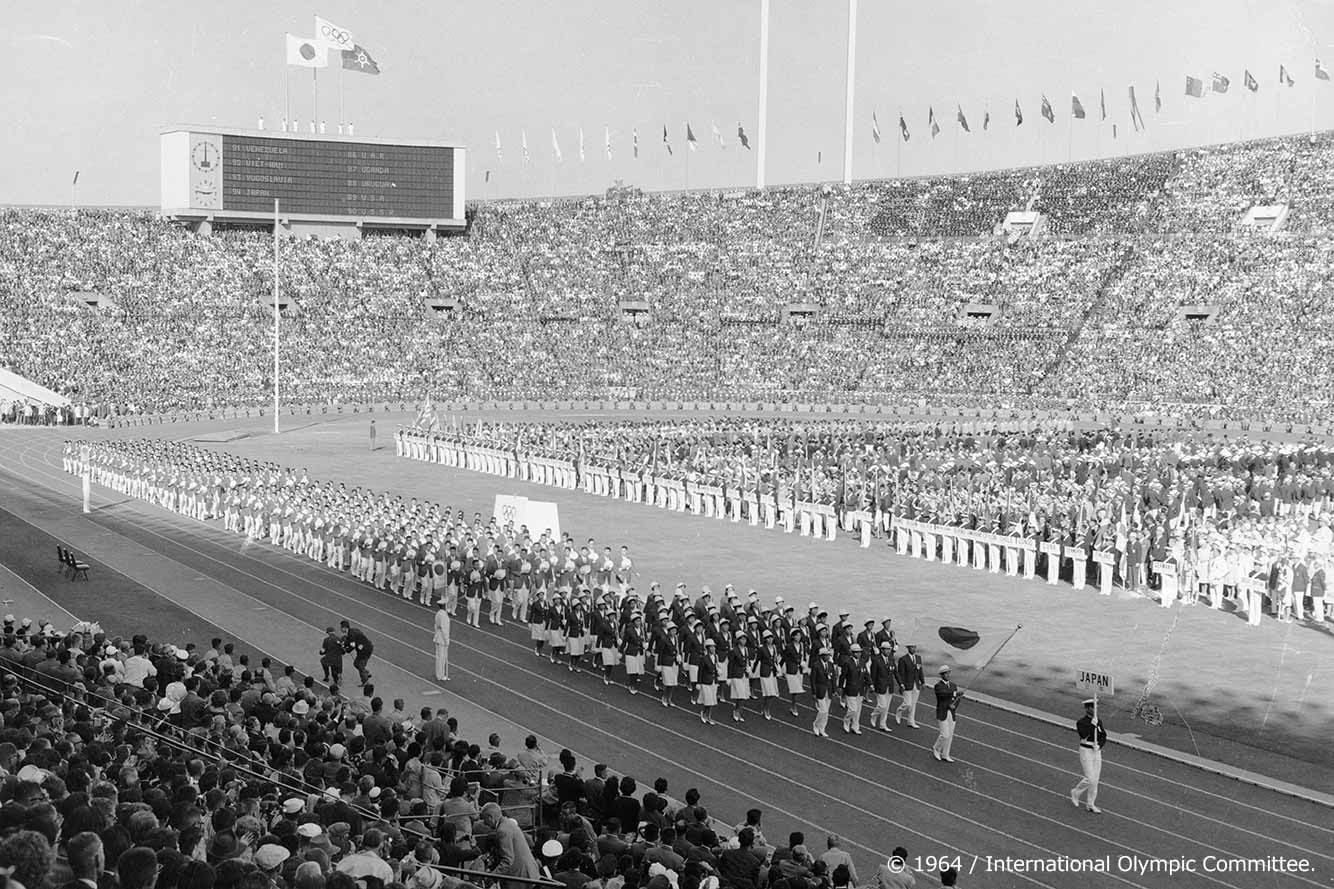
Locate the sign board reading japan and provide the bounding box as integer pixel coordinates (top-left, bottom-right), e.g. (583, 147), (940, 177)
(1075, 669), (1115, 695)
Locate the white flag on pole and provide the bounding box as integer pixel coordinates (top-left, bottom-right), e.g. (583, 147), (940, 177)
(314, 16), (355, 52)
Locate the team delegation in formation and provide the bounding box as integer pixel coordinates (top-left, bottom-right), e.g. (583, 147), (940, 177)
(65, 438), (1107, 810)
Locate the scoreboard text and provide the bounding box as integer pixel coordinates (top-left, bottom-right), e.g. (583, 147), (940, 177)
(161, 128), (465, 223)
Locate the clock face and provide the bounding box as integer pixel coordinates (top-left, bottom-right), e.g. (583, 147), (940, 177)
(191, 141), (218, 172)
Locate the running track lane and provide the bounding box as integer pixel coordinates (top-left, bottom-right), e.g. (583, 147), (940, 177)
(3, 436), (1332, 889)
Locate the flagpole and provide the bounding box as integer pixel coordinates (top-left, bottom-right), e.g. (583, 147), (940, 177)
(273, 198), (281, 435)
(842, 0), (857, 185)
(285, 67), (291, 132)
(339, 61), (345, 132)
(312, 68), (318, 132)
(757, 0), (770, 189)
(960, 624), (1022, 692)
(896, 112), (902, 177)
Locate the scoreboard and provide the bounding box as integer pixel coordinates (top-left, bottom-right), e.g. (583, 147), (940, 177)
(161, 127), (465, 226)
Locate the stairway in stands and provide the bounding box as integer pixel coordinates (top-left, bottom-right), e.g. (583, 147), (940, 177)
(1027, 242), (1138, 393)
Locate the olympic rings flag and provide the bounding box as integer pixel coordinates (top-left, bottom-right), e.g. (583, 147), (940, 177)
(314, 16), (355, 53)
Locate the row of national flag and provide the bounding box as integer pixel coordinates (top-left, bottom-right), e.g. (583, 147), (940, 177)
(872, 60), (1334, 143)
(876, 85), (1156, 142)
(1184, 61), (1327, 97)
(497, 123), (755, 164)
(285, 16), (379, 75)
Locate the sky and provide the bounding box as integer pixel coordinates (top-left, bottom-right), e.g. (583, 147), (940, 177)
(6, 0), (1334, 207)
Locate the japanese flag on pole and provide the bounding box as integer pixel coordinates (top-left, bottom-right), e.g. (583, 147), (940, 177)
(286, 34), (328, 68)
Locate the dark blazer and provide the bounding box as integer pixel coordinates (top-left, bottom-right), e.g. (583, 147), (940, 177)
(934, 679), (960, 720)
(896, 652), (925, 691)
(869, 653), (897, 694)
(810, 659), (834, 700)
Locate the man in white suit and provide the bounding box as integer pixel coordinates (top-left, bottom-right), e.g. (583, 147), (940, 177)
(433, 601), (452, 681)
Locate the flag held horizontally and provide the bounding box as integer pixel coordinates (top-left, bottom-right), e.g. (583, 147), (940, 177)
(938, 627), (981, 650)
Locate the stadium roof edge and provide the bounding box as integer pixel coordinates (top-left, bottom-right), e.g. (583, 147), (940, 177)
(159, 125), (464, 150)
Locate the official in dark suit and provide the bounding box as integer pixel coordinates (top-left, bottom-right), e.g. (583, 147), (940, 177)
(319, 626), (344, 684)
(930, 664), (961, 762)
(894, 643), (925, 728)
(868, 640), (898, 732)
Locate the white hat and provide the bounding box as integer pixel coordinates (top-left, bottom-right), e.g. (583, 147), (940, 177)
(297, 822), (323, 838)
(541, 839), (563, 858)
(939, 664), (952, 674)
(282, 798), (305, 815)
(16, 764), (47, 784)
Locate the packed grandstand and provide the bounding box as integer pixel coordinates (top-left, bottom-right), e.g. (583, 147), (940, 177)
(3, 131), (1334, 422)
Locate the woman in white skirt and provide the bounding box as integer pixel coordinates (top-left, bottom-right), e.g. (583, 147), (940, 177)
(727, 634), (753, 723)
(528, 595), (548, 656)
(621, 614), (646, 695)
(696, 639), (720, 725)
(658, 623), (681, 708)
(565, 600), (588, 672)
(545, 595), (567, 665)
(757, 629), (781, 721)
(783, 629), (809, 717)
(595, 603), (620, 686)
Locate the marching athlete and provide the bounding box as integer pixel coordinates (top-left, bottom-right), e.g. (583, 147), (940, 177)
(1070, 699), (1108, 813)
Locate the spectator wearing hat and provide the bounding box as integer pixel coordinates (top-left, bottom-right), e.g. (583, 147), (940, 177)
(810, 648), (835, 738)
(930, 665), (962, 763)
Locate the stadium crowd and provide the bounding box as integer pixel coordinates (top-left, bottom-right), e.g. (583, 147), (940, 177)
(0, 603), (953, 889)
(393, 419), (1334, 625)
(3, 131), (1334, 421)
